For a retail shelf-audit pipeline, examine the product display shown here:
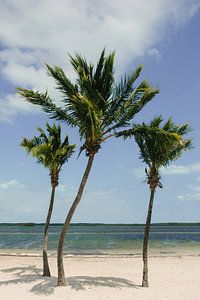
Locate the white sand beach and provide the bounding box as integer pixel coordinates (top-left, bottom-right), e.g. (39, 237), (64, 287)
(0, 254), (199, 300)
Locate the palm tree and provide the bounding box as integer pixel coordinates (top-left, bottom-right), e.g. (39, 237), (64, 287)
(17, 49), (159, 286)
(118, 116), (192, 287)
(21, 123), (75, 277)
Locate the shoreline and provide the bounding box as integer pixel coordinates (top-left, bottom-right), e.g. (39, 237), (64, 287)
(0, 241), (199, 257)
(0, 250), (199, 258)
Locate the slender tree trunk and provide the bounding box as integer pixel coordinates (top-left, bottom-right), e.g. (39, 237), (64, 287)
(43, 184), (56, 277)
(57, 154), (95, 286)
(142, 187), (156, 287)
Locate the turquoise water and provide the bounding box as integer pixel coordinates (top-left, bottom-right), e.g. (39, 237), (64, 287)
(0, 224), (199, 255)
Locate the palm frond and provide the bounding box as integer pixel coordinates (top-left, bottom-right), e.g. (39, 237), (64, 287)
(17, 88), (77, 126)
(46, 64), (78, 99)
(105, 85), (159, 132)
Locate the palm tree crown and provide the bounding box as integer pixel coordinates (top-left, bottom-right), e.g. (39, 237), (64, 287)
(21, 123), (75, 185)
(18, 49), (159, 156)
(133, 116), (192, 188)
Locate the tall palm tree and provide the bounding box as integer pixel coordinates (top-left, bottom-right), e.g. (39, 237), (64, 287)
(17, 49), (159, 286)
(118, 116), (192, 287)
(21, 123), (75, 277)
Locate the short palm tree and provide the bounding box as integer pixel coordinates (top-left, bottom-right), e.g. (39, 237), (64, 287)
(118, 116), (192, 287)
(21, 123), (75, 277)
(17, 49), (159, 286)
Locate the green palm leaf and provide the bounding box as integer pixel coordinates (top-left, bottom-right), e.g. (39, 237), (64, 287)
(18, 49), (159, 156)
(21, 123), (75, 174)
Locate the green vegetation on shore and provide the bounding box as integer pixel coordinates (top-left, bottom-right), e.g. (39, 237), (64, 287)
(0, 222), (199, 226)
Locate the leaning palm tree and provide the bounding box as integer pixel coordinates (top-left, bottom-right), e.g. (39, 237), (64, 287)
(21, 123), (75, 277)
(118, 116), (192, 287)
(17, 49), (159, 286)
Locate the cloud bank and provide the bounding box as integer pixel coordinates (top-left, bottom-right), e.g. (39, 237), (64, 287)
(0, 0), (199, 121)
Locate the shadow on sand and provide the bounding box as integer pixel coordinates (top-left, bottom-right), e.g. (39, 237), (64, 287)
(0, 265), (139, 295)
(0, 266), (57, 295)
(67, 276), (139, 291)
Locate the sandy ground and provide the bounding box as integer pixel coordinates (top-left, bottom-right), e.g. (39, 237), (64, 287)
(0, 254), (199, 300)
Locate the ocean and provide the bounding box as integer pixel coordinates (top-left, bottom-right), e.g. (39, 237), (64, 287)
(0, 223), (199, 256)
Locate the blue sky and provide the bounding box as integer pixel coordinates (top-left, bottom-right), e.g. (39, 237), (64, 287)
(0, 0), (200, 223)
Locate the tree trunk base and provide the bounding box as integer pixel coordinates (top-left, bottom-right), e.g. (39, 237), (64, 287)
(57, 278), (67, 286)
(43, 270), (51, 277)
(43, 250), (51, 277)
(142, 280), (149, 287)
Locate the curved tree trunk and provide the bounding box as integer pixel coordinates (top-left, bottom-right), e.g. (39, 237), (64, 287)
(142, 187), (156, 287)
(43, 184), (56, 277)
(57, 154), (95, 286)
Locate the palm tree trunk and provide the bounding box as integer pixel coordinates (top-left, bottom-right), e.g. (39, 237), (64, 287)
(57, 154), (95, 286)
(43, 184), (56, 277)
(142, 187), (156, 287)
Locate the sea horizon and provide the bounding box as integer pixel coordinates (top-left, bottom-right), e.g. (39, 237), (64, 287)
(0, 222), (200, 226)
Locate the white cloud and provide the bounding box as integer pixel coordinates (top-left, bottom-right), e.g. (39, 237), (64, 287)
(0, 0), (199, 121)
(147, 48), (162, 61)
(0, 179), (25, 190)
(131, 162), (200, 178)
(161, 165), (190, 175)
(0, 93), (39, 122)
(0, 48), (46, 66)
(131, 164), (191, 179)
(2, 63), (45, 87)
(177, 193), (200, 202)
(57, 184), (68, 193)
(190, 163), (200, 171)
(161, 163), (200, 175)
(177, 182), (200, 202)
